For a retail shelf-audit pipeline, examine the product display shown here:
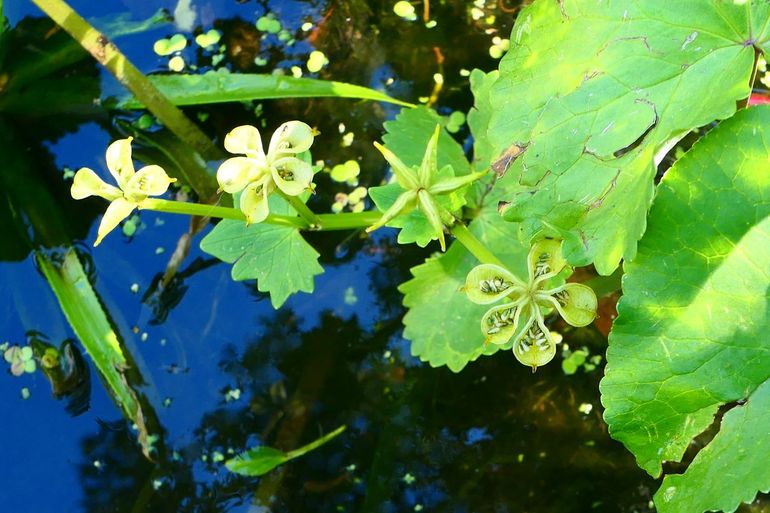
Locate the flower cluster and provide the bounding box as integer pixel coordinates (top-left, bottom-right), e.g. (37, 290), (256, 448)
(464, 239), (598, 371)
(70, 137), (176, 246)
(216, 121), (315, 224)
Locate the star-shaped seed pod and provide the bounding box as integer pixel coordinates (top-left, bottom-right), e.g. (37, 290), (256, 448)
(367, 125), (486, 250)
(464, 239), (598, 371)
(70, 137), (176, 246)
(216, 121), (315, 224)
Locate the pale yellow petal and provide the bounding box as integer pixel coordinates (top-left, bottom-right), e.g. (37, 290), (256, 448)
(71, 168), (122, 201)
(271, 157), (313, 196)
(217, 157), (264, 194)
(105, 137), (135, 189)
(224, 125), (265, 158)
(239, 180), (272, 224)
(94, 198), (136, 246)
(124, 165), (176, 201)
(268, 121), (314, 157)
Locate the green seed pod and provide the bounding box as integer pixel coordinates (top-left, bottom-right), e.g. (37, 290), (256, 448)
(464, 264), (522, 304)
(549, 283), (597, 327)
(528, 238), (567, 281)
(512, 318), (556, 371)
(480, 302), (525, 345)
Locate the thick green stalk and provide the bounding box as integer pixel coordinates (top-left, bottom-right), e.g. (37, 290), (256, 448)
(30, 0), (220, 161)
(450, 223), (506, 267)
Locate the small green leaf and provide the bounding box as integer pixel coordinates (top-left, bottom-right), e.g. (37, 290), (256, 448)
(37, 249), (154, 456)
(601, 106), (770, 510)
(200, 197), (324, 308)
(226, 425), (346, 476)
(226, 446), (289, 476)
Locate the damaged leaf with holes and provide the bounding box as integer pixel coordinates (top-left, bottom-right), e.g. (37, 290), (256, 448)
(488, 0), (770, 274)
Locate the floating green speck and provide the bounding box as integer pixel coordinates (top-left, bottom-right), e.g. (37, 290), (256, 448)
(153, 34), (187, 56)
(168, 55), (186, 72)
(394, 1), (416, 20)
(307, 50), (328, 73)
(256, 14), (281, 34)
(330, 160), (360, 183)
(195, 29), (221, 48)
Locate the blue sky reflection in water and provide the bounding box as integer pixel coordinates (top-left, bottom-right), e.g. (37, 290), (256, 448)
(0, 1), (658, 512)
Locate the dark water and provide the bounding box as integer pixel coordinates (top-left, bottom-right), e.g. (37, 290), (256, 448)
(0, 1), (661, 512)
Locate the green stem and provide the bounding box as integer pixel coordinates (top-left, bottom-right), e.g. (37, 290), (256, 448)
(30, 0), (220, 161)
(449, 223), (506, 267)
(285, 425), (347, 460)
(281, 192), (322, 228)
(140, 198), (381, 231)
(139, 198), (307, 229)
(314, 212), (381, 231)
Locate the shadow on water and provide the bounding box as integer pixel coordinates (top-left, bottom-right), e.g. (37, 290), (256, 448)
(0, 0), (709, 512)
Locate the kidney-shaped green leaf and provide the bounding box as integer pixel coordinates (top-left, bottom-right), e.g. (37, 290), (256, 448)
(489, 0), (770, 274)
(601, 106), (770, 511)
(200, 197), (323, 308)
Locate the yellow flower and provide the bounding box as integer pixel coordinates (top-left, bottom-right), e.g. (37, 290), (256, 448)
(70, 137), (176, 246)
(464, 239), (598, 371)
(216, 122), (315, 224)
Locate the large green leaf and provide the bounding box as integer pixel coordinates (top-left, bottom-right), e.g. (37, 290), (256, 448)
(601, 106), (770, 511)
(489, 0), (770, 274)
(467, 69), (498, 172)
(115, 72), (414, 109)
(655, 380), (770, 513)
(466, 69), (500, 208)
(199, 197), (324, 308)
